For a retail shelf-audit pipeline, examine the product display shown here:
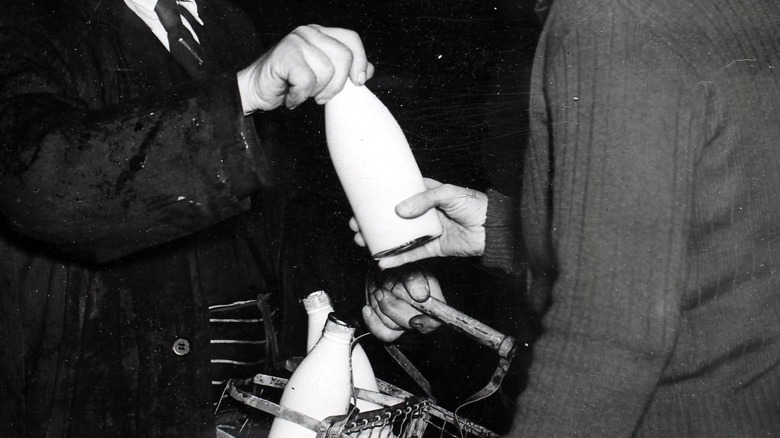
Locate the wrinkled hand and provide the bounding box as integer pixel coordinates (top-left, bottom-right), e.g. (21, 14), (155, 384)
(237, 25), (374, 114)
(350, 178), (488, 269)
(362, 267), (445, 342)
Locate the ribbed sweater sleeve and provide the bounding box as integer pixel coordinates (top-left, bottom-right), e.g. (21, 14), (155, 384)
(509, 1), (709, 435)
(482, 189), (521, 273)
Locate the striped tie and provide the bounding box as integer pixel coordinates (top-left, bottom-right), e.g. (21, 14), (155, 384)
(154, 0), (207, 78)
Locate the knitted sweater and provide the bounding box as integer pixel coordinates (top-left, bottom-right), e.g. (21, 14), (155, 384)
(482, 0), (780, 435)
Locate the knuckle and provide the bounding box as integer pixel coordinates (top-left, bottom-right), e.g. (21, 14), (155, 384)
(279, 33), (304, 51)
(322, 62), (336, 79)
(342, 29), (360, 43)
(342, 50), (354, 68)
(293, 25), (311, 34)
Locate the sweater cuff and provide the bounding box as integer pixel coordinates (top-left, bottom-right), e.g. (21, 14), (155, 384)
(481, 189), (518, 273)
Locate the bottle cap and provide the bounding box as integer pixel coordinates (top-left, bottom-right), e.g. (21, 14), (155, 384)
(303, 290), (332, 314)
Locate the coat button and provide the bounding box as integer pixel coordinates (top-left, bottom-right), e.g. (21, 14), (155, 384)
(173, 338), (191, 356)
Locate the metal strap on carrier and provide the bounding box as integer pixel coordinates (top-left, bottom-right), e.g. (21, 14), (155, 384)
(226, 374), (430, 438)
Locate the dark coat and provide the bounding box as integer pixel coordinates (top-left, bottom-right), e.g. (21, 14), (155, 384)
(0, 0), (301, 435)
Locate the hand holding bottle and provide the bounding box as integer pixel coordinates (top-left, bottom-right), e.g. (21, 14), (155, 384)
(350, 178), (488, 269)
(237, 25), (374, 113)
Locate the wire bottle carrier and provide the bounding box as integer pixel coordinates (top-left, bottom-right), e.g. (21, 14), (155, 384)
(224, 295), (514, 438)
(226, 367), (501, 438)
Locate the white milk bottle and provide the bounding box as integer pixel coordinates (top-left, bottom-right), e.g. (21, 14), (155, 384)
(303, 291), (383, 413)
(268, 315), (354, 438)
(325, 81), (443, 259)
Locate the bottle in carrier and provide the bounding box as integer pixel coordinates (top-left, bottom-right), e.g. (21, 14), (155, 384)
(303, 291), (383, 413)
(268, 314), (354, 438)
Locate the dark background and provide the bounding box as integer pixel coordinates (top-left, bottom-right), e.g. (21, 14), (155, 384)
(236, 0), (544, 433)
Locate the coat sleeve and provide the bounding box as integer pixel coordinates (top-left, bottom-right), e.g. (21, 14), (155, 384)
(0, 7), (273, 263)
(511, 2), (710, 435)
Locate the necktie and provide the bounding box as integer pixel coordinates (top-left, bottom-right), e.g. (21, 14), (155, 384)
(154, 0), (206, 78)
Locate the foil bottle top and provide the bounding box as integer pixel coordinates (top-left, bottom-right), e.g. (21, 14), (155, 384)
(303, 290), (333, 314)
(323, 313), (355, 341)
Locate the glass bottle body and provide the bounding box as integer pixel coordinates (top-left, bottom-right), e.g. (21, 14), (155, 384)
(268, 317), (353, 438)
(303, 291), (382, 413)
(325, 81), (443, 259)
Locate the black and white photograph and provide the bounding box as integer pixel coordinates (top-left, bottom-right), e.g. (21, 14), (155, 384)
(0, 0), (778, 436)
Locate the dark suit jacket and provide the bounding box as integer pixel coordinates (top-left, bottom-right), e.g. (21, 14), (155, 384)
(0, 0), (299, 436)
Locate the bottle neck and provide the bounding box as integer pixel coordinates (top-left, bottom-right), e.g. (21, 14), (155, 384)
(320, 318), (355, 345)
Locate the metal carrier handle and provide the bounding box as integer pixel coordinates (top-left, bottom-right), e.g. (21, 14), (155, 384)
(388, 294), (517, 410)
(397, 294), (516, 361)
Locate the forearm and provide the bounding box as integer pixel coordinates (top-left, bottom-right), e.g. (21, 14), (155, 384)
(0, 35), (270, 262)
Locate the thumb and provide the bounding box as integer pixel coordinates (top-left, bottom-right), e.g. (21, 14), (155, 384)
(398, 268), (433, 302)
(394, 178), (443, 218)
(406, 277), (430, 302)
(395, 192), (434, 219)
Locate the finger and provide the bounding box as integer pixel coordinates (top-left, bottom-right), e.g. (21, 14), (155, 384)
(242, 52), (289, 111)
(288, 26), (342, 101)
(373, 285), (423, 330)
(310, 25), (369, 86)
(268, 32), (331, 108)
(398, 269), (432, 302)
(425, 274), (446, 302)
(408, 314), (442, 334)
(353, 232), (366, 247)
(395, 272), (443, 333)
(363, 306), (404, 343)
(283, 61), (317, 109)
(395, 183), (471, 218)
(367, 287), (404, 330)
(394, 190), (439, 219)
(422, 177), (443, 189)
(239, 38), (319, 111)
(294, 25), (353, 103)
(348, 217), (360, 232)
